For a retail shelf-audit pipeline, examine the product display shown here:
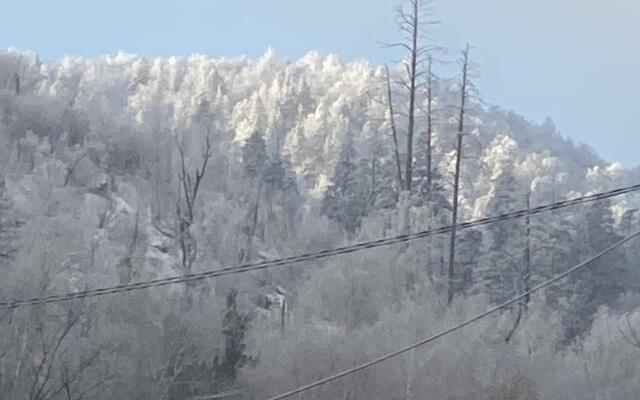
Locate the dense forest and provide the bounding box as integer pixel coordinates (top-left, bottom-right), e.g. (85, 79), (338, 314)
(0, 10), (640, 398)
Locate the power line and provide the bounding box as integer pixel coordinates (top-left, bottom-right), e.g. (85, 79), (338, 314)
(1, 183), (639, 309)
(264, 229), (640, 400)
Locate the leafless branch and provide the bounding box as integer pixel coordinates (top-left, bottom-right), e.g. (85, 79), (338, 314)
(64, 152), (88, 187)
(505, 303), (524, 343)
(618, 314), (640, 349)
(379, 41), (413, 52)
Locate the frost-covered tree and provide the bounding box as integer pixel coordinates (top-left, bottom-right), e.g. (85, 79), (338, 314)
(0, 47), (639, 400)
(242, 131), (269, 181)
(264, 150), (303, 240)
(411, 130), (432, 207)
(322, 137), (367, 234)
(215, 290), (253, 389)
(480, 169), (527, 303)
(563, 199), (627, 342)
(264, 151), (299, 200)
(0, 178), (20, 262)
(359, 142), (400, 212)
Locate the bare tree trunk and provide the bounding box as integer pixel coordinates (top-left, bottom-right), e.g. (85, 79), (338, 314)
(447, 45), (471, 305)
(417, 53), (436, 284)
(523, 190), (532, 307)
(385, 64), (404, 192)
(280, 298), (286, 332)
(404, 349), (416, 400)
(404, 0), (419, 192)
(370, 149), (378, 206)
(174, 126), (213, 304)
(244, 180), (264, 263)
(447, 133), (463, 305)
(13, 73), (20, 95)
(8, 329), (28, 399)
(382, 0), (437, 193)
(505, 304), (523, 343)
(117, 212), (140, 284)
(504, 191), (532, 342)
(425, 56), (434, 200)
(63, 152), (88, 187)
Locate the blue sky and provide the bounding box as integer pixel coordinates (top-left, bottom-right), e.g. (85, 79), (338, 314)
(2, 0), (639, 166)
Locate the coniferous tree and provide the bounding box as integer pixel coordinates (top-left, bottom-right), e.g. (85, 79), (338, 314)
(322, 137), (367, 234)
(264, 150), (303, 238)
(411, 130), (434, 207)
(376, 160), (402, 210)
(264, 154), (286, 190)
(362, 132), (399, 211)
(265, 151), (301, 201)
(0, 178), (20, 263)
(528, 188), (575, 305)
(216, 290), (253, 389)
(418, 164), (451, 283)
(563, 199), (627, 342)
(242, 131), (269, 180)
(240, 131), (270, 261)
(480, 170), (527, 303)
(358, 143), (398, 214)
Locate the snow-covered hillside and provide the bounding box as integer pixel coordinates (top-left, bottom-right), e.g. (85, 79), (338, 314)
(1, 48), (639, 399)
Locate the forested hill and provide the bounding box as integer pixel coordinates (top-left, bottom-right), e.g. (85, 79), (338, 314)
(1, 48), (640, 399)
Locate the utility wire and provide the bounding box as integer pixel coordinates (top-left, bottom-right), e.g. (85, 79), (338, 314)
(264, 229), (640, 400)
(1, 184), (639, 309)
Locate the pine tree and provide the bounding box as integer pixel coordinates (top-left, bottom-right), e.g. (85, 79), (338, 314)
(242, 131), (268, 180)
(411, 130), (431, 207)
(479, 170), (526, 303)
(563, 199), (626, 342)
(215, 290), (252, 389)
(365, 140), (399, 211)
(321, 138), (367, 234)
(264, 150), (303, 236)
(427, 166), (450, 215)
(518, 158), (576, 304)
(358, 146), (396, 214)
(374, 159), (400, 210)
(265, 151), (300, 196)
(529, 205), (575, 306)
(264, 154), (286, 190)
(0, 179), (20, 263)
(422, 165), (451, 284)
(457, 229), (483, 293)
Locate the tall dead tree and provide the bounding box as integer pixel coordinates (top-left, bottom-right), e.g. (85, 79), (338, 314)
(172, 125), (213, 300)
(117, 211), (140, 285)
(523, 190), (532, 306)
(242, 179), (264, 263)
(425, 55), (434, 199)
(384, 64), (405, 191)
(382, 0), (437, 192)
(403, 0), (419, 191)
(504, 190), (533, 342)
(447, 44), (472, 305)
